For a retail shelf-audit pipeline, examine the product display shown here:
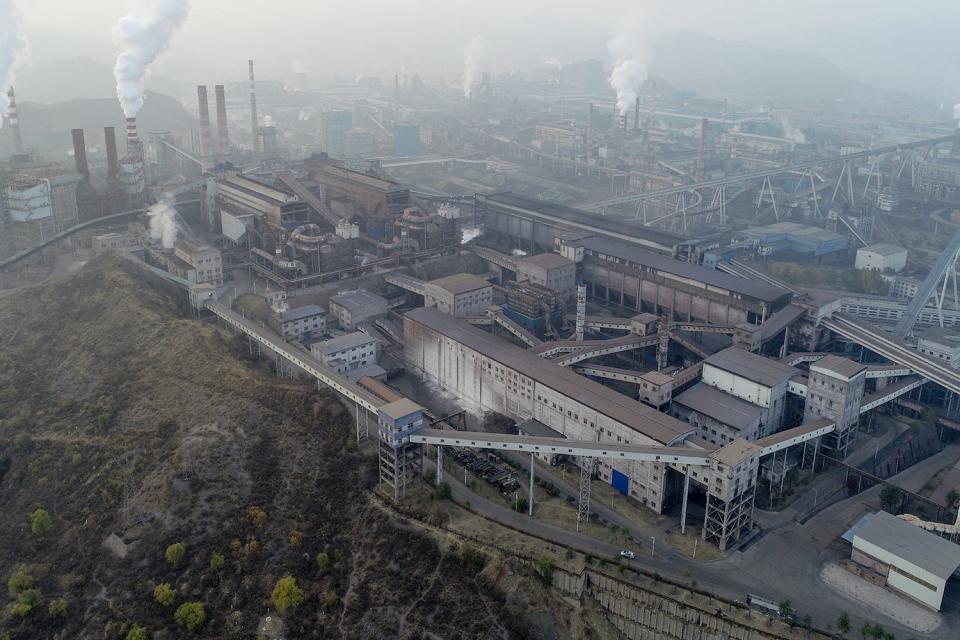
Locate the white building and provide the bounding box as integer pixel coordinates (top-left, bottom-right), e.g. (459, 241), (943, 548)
(918, 327), (960, 369)
(92, 232), (141, 255)
(849, 511), (960, 611)
(312, 331), (379, 373)
(173, 237), (223, 286)
(423, 273), (493, 317)
(329, 289), (389, 330)
(855, 243), (907, 273)
(516, 252), (577, 299)
(891, 275), (922, 299)
(269, 304), (327, 339)
(700, 347), (796, 438)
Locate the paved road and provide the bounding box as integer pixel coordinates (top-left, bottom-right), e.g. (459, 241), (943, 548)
(427, 438), (960, 638)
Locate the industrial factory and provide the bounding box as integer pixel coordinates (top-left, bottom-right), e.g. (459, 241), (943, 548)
(4, 25), (960, 636)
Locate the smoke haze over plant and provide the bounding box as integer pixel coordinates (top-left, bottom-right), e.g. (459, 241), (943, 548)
(0, 0), (26, 129)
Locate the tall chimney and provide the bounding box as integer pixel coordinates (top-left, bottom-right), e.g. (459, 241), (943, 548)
(104, 127), (120, 181)
(197, 85), (212, 170)
(6, 87), (24, 156)
(696, 118), (708, 182)
(71, 129), (89, 180)
(634, 96), (640, 131)
(248, 60), (259, 145)
(125, 117), (142, 160)
(215, 84), (229, 162)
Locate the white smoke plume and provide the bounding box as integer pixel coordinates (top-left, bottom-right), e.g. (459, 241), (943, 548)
(542, 56), (563, 70)
(147, 200), (179, 249)
(0, 0), (26, 130)
(779, 117), (806, 144)
(607, 16), (649, 116)
(463, 36), (484, 98)
(113, 0), (190, 118)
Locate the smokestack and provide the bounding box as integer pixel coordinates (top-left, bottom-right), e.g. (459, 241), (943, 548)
(104, 127), (120, 181)
(215, 84), (229, 161)
(125, 116), (142, 159)
(585, 102), (593, 163)
(71, 129), (89, 180)
(6, 87), (24, 156)
(248, 59), (259, 145)
(634, 96), (640, 131)
(197, 85), (212, 170)
(394, 74), (400, 119)
(696, 118), (708, 182)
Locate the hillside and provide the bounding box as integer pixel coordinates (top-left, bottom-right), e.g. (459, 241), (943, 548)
(0, 258), (563, 639)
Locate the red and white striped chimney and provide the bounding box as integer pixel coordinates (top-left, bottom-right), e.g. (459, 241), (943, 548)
(7, 87), (25, 156)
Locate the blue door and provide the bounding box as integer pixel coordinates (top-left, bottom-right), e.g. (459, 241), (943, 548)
(611, 469), (629, 496)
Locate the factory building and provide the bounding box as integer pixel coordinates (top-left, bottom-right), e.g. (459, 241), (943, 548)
(2, 175), (56, 254)
(478, 192), (685, 256)
(674, 383), (765, 445)
(320, 110), (353, 159)
(92, 232), (141, 255)
(423, 273), (493, 317)
(845, 511), (960, 611)
(736, 222), (848, 262)
(503, 281), (564, 339)
(312, 331), (379, 373)
(917, 328), (960, 369)
(855, 243), (908, 272)
(344, 129), (375, 158)
(304, 154), (410, 232)
(562, 236), (792, 325)
(268, 304), (327, 339)
(637, 370), (673, 410)
(914, 159), (960, 201)
(515, 252), (577, 299)
(802, 356), (866, 457)
(700, 347), (796, 437)
(403, 307), (695, 512)
(393, 122), (421, 157)
(173, 237), (223, 286)
(329, 289), (389, 330)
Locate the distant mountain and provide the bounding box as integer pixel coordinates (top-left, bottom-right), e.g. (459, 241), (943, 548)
(649, 30), (908, 107)
(12, 57), (192, 104)
(0, 91), (197, 160)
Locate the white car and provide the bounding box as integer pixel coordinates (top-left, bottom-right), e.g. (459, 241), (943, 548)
(619, 550), (636, 560)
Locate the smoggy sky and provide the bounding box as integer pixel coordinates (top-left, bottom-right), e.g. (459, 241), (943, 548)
(15, 0), (960, 100)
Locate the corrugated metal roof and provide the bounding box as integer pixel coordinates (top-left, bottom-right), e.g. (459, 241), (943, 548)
(427, 273), (491, 295)
(853, 511), (960, 580)
(577, 236), (790, 303)
(675, 383), (763, 431)
(405, 307), (691, 445)
(705, 347), (797, 387)
(811, 355), (867, 380)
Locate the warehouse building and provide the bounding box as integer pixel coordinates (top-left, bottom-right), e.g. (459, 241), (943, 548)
(846, 510), (960, 611)
(855, 243), (908, 272)
(423, 273), (493, 317)
(560, 235), (792, 325)
(173, 237), (223, 286)
(917, 327), (960, 369)
(403, 306), (695, 512)
(674, 383), (765, 445)
(737, 222), (848, 261)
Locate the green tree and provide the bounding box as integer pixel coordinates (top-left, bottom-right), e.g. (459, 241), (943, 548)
(316, 551), (331, 573)
(321, 589), (339, 610)
(209, 553), (225, 572)
(165, 542), (186, 567)
(29, 508), (53, 537)
(10, 588), (42, 617)
(7, 566), (33, 596)
(271, 575), (305, 614)
(778, 599), (793, 618)
(47, 597), (68, 617)
(536, 558), (554, 583)
(126, 625), (148, 640)
(837, 611), (850, 636)
(434, 482), (452, 500)
(946, 489), (959, 507)
(879, 486), (903, 513)
(514, 497), (528, 513)
(174, 601), (206, 632)
(153, 582), (176, 607)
